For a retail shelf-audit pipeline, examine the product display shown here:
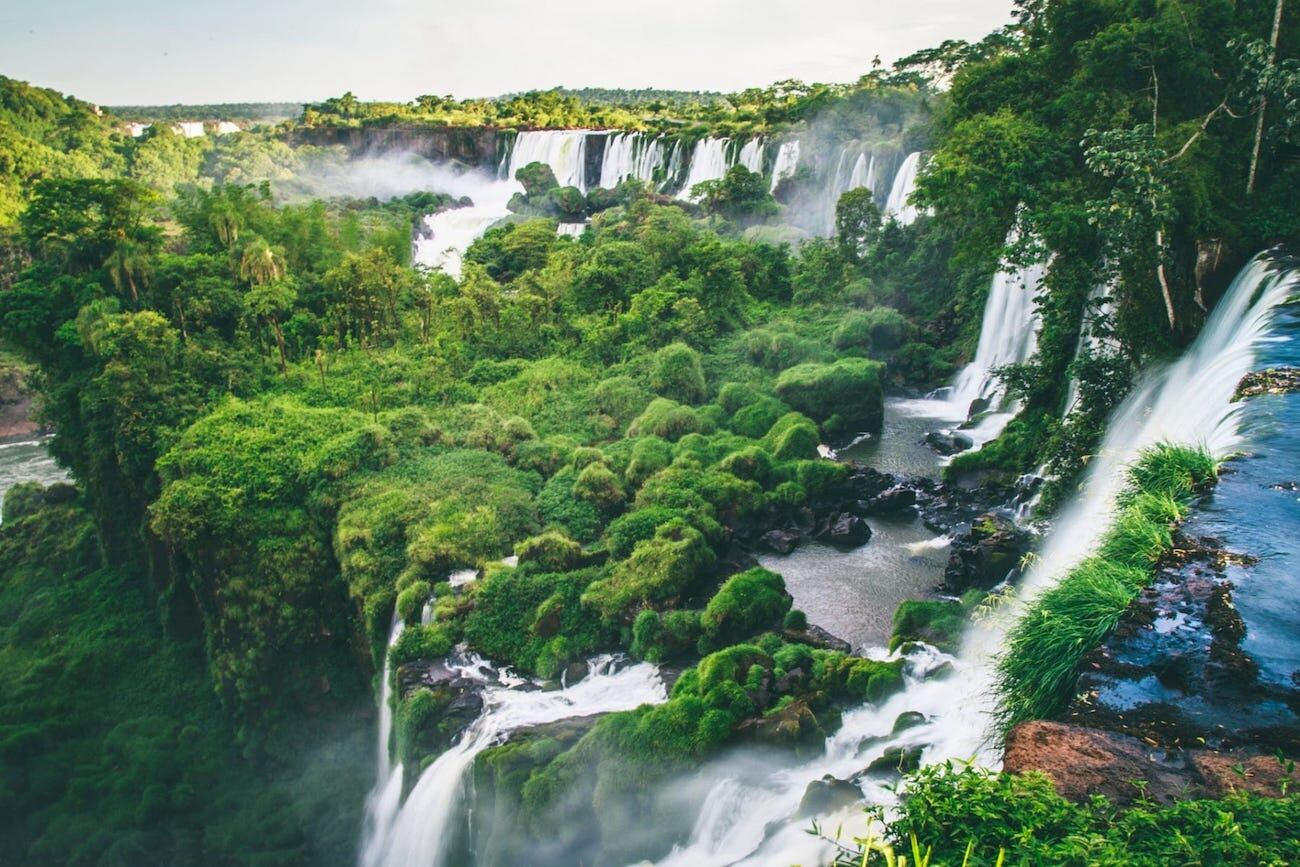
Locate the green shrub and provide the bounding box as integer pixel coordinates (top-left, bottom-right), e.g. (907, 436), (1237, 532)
(716, 446), (774, 484)
(627, 398), (703, 441)
(831, 311), (872, 350)
(774, 357), (885, 435)
(390, 623), (456, 667)
(396, 581), (432, 625)
(794, 459), (849, 500)
(783, 609), (808, 631)
(890, 599), (965, 652)
(630, 608), (702, 662)
(761, 412), (821, 461)
(573, 463), (625, 512)
(515, 531), (583, 572)
(581, 519), (715, 621)
(602, 506), (680, 559)
(536, 467), (604, 543)
(700, 568), (792, 648)
(730, 396), (789, 438)
(716, 382), (763, 416)
(650, 342), (707, 404)
(860, 306), (909, 351)
(624, 436), (673, 488)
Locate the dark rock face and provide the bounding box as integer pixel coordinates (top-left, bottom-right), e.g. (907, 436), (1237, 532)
(397, 659), (487, 751)
(760, 528), (801, 554)
(1234, 366), (1300, 400)
(285, 124), (499, 166)
(782, 624), (853, 655)
(923, 430), (974, 456)
(860, 484), (918, 516)
(943, 513), (1027, 592)
(860, 744), (924, 778)
(797, 775), (862, 818)
(0, 363), (39, 441)
(819, 513), (872, 548)
(737, 698), (825, 756)
(1004, 721), (1297, 805)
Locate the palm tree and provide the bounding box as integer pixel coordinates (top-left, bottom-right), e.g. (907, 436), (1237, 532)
(239, 237), (285, 286)
(104, 232), (152, 306)
(246, 280), (296, 373)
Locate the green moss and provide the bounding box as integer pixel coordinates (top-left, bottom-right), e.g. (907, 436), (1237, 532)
(699, 568), (792, 649)
(581, 519), (715, 622)
(774, 357), (885, 436)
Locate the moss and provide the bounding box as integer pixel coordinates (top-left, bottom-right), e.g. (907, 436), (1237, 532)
(390, 623), (457, 667)
(761, 412), (820, 461)
(699, 568), (792, 650)
(396, 581), (432, 624)
(774, 357), (885, 436)
(515, 531), (583, 573)
(581, 519), (715, 622)
(890, 599), (966, 652)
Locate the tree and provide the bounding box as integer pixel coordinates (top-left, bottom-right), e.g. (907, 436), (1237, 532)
(238, 236), (285, 286)
(834, 187), (881, 261)
(246, 280), (297, 372)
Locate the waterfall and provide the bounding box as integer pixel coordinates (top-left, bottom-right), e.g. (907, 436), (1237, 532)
(174, 121), (206, 138)
(214, 121), (241, 135)
(769, 140), (800, 192)
(679, 137), (731, 199)
(938, 233), (1046, 427)
(598, 132), (667, 189)
(1061, 281), (1120, 417)
(411, 168), (518, 278)
(650, 254), (1299, 867)
(737, 137), (765, 173)
(358, 617), (406, 867)
(364, 655), (665, 867)
(501, 130), (590, 191)
(883, 151), (922, 225)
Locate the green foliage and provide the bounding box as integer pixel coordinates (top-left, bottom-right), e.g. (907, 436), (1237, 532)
(649, 342), (707, 404)
(581, 519), (715, 622)
(761, 412), (821, 461)
(390, 623), (457, 667)
(699, 567), (792, 649)
(996, 445), (1217, 734)
(883, 764), (1300, 866)
(890, 599), (966, 652)
(774, 358), (885, 436)
(515, 531), (583, 572)
(626, 398), (704, 441)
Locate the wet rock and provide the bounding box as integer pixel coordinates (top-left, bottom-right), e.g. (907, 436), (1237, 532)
(891, 711), (928, 735)
(943, 512), (1027, 593)
(1004, 720), (1298, 805)
(562, 659), (589, 686)
(1234, 367), (1300, 400)
(923, 430), (974, 456)
(782, 624), (853, 654)
(797, 774), (862, 818)
(760, 528), (801, 555)
(820, 513), (872, 548)
(395, 660), (487, 754)
(863, 484), (918, 515)
(860, 745), (924, 778)
(738, 698), (825, 756)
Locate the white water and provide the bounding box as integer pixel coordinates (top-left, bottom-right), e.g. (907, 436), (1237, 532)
(598, 132), (666, 189)
(769, 140), (800, 192)
(214, 121), (241, 135)
(650, 254), (1299, 867)
(366, 654), (665, 866)
(502, 130), (590, 191)
(883, 151), (922, 225)
(174, 121), (206, 138)
(1061, 281), (1120, 417)
(679, 137), (731, 199)
(737, 138), (765, 174)
(411, 169), (517, 278)
(358, 617), (406, 867)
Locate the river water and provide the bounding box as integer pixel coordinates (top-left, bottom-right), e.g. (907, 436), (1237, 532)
(0, 437), (68, 520)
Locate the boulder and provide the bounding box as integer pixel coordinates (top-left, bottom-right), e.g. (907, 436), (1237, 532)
(760, 528), (801, 555)
(943, 512), (1026, 593)
(821, 513), (872, 548)
(797, 774), (862, 818)
(891, 711), (928, 735)
(923, 430), (974, 456)
(860, 745), (924, 778)
(864, 484), (918, 515)
(738, 698), (825, 755)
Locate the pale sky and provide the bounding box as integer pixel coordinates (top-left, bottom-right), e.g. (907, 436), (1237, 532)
(0, 0), (1014, 105)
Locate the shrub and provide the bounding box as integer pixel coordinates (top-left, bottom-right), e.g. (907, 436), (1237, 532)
(717, 446), (774, 484)
(515, 531), (583, 573)
(890, 599), (965, 652)
(396, 581), (432, 625)
(700, 568), (792, 648)
(581, 519), (715, 621)
(783, 609), (808, 631)
(761, 412), (821, 461)
(602, 506), (679, 559)
(627, 398), (702, 441)
(831, 311), (872, 350)
(573, 463), (626, 512)
(730, 396), (789, 438)
(536, 467), (604, 542)
(389, 623), (456, 667)
(650, 342), (707, 405)
(716, 382), (763, 416)
(624, 437), (673, 488)
(774, 358), (885, 435)
(860, 306), (909, 351)
(630, 609), (702, 662)
(794, 459), (849, 500)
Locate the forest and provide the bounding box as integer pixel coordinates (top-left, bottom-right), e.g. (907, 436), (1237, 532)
(0, 0), (1298, 864)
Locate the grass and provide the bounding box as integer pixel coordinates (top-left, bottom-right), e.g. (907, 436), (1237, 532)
(994, 443), (1218, 735)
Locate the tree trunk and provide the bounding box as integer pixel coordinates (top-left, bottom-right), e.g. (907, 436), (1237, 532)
(1247, 0), (1285, 195)
(271, 319), (288, 373)
(1155, 226), (1176, 331)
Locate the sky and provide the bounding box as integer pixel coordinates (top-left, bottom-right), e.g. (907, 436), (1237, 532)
(0, 0), (1015, 105)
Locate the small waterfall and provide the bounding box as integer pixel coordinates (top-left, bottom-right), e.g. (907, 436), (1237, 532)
(883, 151), (922, 225)
(769, 140), (800, 192)
(737, 137), (765, 173)
(175, 121), (206, 138)
(679, 137), (731, 198)
(650, 254), (1299, 867)
(1061, 281), (1119, 417)
(358, 616), (406, 867)
(598, 132), (667, 189)
(214, 121), (241, 135)
(411, 168), (518, 278)
(365, 655), (666, 867)
(941, 238), (1046, 431)
(501, 130), (590, 191)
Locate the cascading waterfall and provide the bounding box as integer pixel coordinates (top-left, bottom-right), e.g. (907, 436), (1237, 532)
(598, 132), (666, 189)
(365, 655), (666, 867)
(501, 130), (590, 190)
(650, 254), (1299, 867)
(358, 617), (406, 867)
(175, 121), (206, 138)
(679, 137), (731, 198)
(411, 163), (520, 278)
(769, 140), (800, 192)
(737, 137), (765, 173)
(883, 151), (922, 225)
(1061, 280), (1119, 417)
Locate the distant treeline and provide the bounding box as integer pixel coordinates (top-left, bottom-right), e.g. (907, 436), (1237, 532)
(106, 103), (303, 122)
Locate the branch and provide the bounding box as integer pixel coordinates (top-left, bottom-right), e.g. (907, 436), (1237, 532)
(1162, 96), (1230, 163)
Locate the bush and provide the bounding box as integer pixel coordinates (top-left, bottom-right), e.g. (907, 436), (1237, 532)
(890, 599), (965, 652)
(515, 531), (583, 572)
(537, 467), (604, 542)
(831, 311), (872, 351)
(716, 382), (763, 416)
(389, 623), (456, 667)
(630, 609), (702, 662)
(700, 568), (792, 649)
(730, 396), (789, 439)
(774, 358), (885, 435)
(860, 306), (909, 351)
(783, 609), (808, 631)
(624, 436), (673, 488)
(396, 581), (432, 625)
(761, 412), (821, 461)
(573, 463), (626, 512)
(650, 343), (708, 405)
(627, 398), (703, 441)
(581, 519), (715, 621)
(602, 506), (679, 559)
